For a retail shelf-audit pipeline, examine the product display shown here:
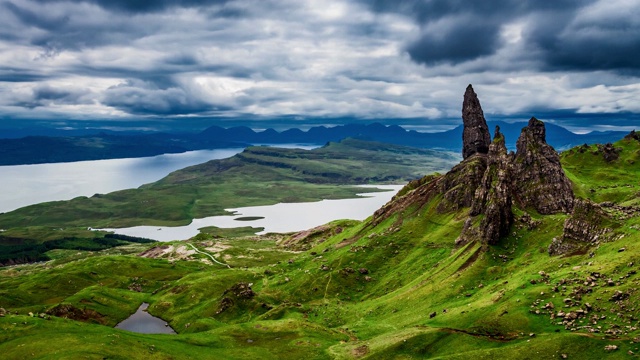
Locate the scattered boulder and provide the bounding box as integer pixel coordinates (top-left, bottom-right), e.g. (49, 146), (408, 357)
(358, 268), (369, 275)
(604, 345), (618, 352)
(0, 307), (6, 317)
(610, 290), (629, 302)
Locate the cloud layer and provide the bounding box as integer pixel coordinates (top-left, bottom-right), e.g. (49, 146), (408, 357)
(0, 0), (639, 130)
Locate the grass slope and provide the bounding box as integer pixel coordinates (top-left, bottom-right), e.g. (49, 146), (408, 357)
(0, 139), (458, 231)
(1, 138), (640, 358)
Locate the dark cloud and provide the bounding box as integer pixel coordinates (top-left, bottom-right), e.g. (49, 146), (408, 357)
(406, 17), (501, 65)
(0, 68), (48, 82)
(362, 0), (640, 73)
(102, 79), (225, 116)
(27, 0), (232, 14)
(12, 85), (90, 108)
(3, 2), (70, 31)
(527, 6), (640, 72)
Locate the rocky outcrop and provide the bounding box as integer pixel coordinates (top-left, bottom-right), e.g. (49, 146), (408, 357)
(462, 84), (491, 159)
(437, 155), (487, 212)
(369, 157), (487, 224)
(46, 304), (107, 324)
(548, 199), (614, 255)
(596, 143), (621, 162)
(457, 126), (513, 245)
(216, 282), (256, 315)
(512, 117), (574, 214)
(370, 87), (577, 247)
(624, 130), (640, 141)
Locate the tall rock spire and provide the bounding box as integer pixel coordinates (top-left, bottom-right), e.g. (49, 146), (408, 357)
(462, 84), (491, 159)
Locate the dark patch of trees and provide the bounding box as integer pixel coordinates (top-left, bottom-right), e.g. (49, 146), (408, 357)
(0, 234), (155, 266)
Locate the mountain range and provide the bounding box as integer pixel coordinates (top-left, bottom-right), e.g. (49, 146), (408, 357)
(0, 121), (629, 165)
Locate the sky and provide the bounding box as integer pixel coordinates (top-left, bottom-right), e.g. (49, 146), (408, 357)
(1, 0), (639, 132)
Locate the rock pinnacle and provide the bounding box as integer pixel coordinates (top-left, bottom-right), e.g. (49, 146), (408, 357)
(462, 84), (491, 159)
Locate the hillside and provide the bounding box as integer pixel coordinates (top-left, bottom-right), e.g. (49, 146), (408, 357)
(0, 87), (639, 359)
(0, 139), (458, 265)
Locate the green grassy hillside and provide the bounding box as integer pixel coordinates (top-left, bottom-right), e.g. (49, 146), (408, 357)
(1, 138), (639, 359)
(0, 139), (458, 231)
(0, 139), (458, 266)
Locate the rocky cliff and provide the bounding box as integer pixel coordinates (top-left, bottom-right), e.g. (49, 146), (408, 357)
(376, 86), (577, 247)
(457, 126), (513, 245)
(513, 117), (574, 214)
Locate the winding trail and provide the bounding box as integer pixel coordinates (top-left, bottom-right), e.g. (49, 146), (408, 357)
(187, 244), (231, 268)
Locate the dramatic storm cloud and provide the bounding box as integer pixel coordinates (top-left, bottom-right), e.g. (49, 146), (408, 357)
(0, 0), (639, 131)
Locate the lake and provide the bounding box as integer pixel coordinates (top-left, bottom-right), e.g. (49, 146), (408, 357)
(0, 145), (316, 213)
(98, 185), (403, 241)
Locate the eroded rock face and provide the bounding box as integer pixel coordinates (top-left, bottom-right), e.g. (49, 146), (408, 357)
(457, 126), (513, 245)
(513, 117), (574, 214)
(548, 199), (613, 255)
(437, 155), (487, 212)
(462, 84), (491, 159)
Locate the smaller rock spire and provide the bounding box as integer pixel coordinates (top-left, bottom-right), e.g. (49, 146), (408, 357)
(462, 84), (491, 159)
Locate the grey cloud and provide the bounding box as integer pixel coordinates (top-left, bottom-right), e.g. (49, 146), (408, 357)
(3, 2), (70, 31)
(527, 7), (640, 72)
(406, 17), (501, 65)
(0, 68), (48, 82)
(0, 0), (638, 123)
(12, 85), (91, 108)
(361, 0), (640, 73)
(102, 80), (225, 115)
(26, 0), (232, 14)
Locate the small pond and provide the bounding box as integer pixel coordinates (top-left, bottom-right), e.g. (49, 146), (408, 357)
(115, 303), (176, 334)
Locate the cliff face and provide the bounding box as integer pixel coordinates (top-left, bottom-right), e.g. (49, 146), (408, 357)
(513, 117), (574, 214)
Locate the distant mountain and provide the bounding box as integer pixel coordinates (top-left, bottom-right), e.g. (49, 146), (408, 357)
(197, 121), (628, 152)
(0, 121), (628, 165)
(0, 133), (248, 165)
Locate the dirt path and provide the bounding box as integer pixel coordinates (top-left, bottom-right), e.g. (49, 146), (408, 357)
(188, 244), (231, 268)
